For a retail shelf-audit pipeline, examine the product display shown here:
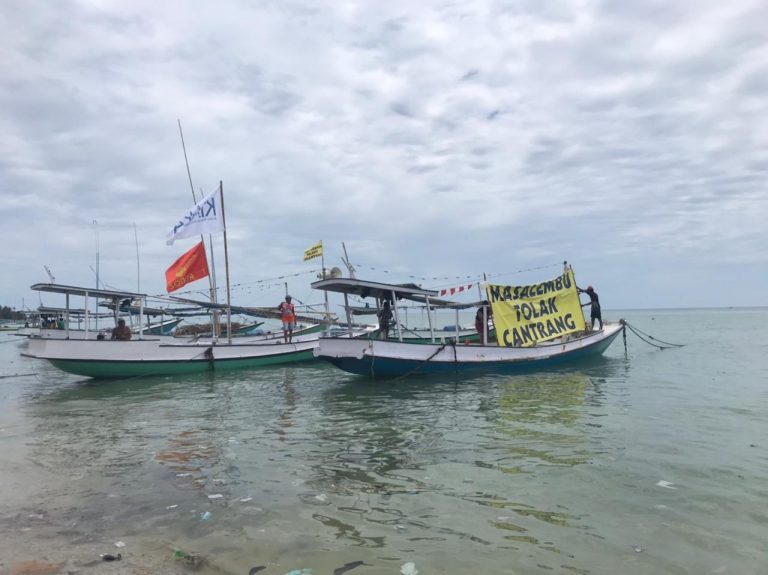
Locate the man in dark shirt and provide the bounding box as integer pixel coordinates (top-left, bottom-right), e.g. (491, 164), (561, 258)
(378, 300), (393, 339)
(577, 286), (602, 330)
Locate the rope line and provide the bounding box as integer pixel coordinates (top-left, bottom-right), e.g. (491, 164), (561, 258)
(624, 321), (685, 349)
(394, 341), (451, 381)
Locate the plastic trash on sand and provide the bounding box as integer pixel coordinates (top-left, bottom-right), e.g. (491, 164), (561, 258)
(656, 480), (677, 489)
(100, 553), (121, 561)
(200, 511), (212, 520)
(114, 541), (126, 548)
(401, 562), (418, 575)
(175, 549), (204, 568)
(283, 569), (313, 575)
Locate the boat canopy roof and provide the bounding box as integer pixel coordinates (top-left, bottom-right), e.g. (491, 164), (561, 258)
(30, 283), (147, 300)
(312, 278), (438, 302)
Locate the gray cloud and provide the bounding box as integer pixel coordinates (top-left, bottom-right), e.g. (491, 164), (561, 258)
(0, 0), (766, 310)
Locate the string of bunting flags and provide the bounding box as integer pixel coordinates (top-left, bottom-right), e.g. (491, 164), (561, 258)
(348, 262), (563, 290)
(438, 283), (474, 297)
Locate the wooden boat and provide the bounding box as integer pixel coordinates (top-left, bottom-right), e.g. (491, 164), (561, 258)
(24, 334), (319, 378)
(22, 284), (323, 378)
(311, 274), (624, 378)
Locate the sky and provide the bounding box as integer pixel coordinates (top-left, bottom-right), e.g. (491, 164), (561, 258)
(1, 0), (766, 314)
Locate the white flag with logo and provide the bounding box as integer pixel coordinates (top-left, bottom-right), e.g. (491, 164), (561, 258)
(166, 188), (225, 245)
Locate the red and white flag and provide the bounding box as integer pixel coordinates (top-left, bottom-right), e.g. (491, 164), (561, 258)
(439, 283), (473, 297)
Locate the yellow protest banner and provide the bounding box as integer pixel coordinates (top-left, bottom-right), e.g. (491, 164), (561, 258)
(303, 240), (323, 261)
(486, 268), (586, 347)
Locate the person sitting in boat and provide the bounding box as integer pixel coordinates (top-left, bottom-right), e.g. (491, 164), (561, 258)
(577, 285), (602, 331)
(277, 295), (296, 343)
(475, 302), (492, 343)
(378, 300), (393, 339)
(111, 319), (132, 340)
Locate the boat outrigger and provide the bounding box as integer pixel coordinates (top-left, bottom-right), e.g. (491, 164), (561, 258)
(311, 267), (625, 378)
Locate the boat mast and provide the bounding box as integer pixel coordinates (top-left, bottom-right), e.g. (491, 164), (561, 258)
(93, 220), (99, 332)
(219, 181), (233, 344)
(178, 120), (219, 340)
(341, 242), (356, 278)
(321, 243), (331, 334)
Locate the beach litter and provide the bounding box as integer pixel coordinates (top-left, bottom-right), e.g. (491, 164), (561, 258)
(207, 493), (224, 499)
(174, 549), (204, 569)
(656, 480), (677, 489)
(401, 562), (418, 575)
(114, 541), (126, 548)
(333, 560), (368, 575)
(200, 511), (212, 520)
(100, 553), (121, 561)
(283, 569), (313, 575)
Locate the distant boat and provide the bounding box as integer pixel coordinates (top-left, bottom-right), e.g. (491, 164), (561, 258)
(15, 306), (183, 339)
(311, 274), (624, 378)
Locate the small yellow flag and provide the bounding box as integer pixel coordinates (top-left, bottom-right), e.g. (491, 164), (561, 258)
(303, 240), (323, 261)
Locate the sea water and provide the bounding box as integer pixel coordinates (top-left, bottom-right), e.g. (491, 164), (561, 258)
(0, 308), (766, 574)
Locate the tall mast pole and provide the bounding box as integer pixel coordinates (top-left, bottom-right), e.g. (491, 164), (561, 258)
(321, 241), (330, 332)
(93, 219), (99, 332)
(219, 181), (233, 344)
(178, 119), (218, 339)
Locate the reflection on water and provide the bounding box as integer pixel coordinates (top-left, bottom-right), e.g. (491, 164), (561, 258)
(4, 312), (767, 575)
(14, 355), (627, 571)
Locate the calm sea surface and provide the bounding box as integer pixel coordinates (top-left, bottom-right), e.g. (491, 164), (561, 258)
(1, 308), (766, 574)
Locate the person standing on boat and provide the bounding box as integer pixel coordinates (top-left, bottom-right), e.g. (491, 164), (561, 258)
(278, 295), (296, 343)
(111, 318), (132, 340)
(378, 300), (393, 339)
(475, 302), (492, 344)
(578, 286), (602, 331)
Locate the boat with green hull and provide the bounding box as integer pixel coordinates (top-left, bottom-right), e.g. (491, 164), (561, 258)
(23, 284), (321, 379)
(44, 345), (315, 378)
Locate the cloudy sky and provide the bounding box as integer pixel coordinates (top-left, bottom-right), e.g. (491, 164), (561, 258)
(1, 0), (766, 313)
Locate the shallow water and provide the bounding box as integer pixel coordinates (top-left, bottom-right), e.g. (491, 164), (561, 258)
(1, 308), (767, 574)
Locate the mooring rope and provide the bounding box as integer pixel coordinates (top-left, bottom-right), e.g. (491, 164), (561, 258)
(623, 321), (685, 350)
(393, 341), (451, 381)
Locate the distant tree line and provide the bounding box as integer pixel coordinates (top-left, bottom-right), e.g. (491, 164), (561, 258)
(0, 306), (24, 320)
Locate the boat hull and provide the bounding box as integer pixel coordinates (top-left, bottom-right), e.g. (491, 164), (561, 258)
(315, 323), (624, 377)
(24, 337), (316, 378)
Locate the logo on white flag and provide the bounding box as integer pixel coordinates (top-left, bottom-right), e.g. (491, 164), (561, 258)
(166, 189), (225, 245)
